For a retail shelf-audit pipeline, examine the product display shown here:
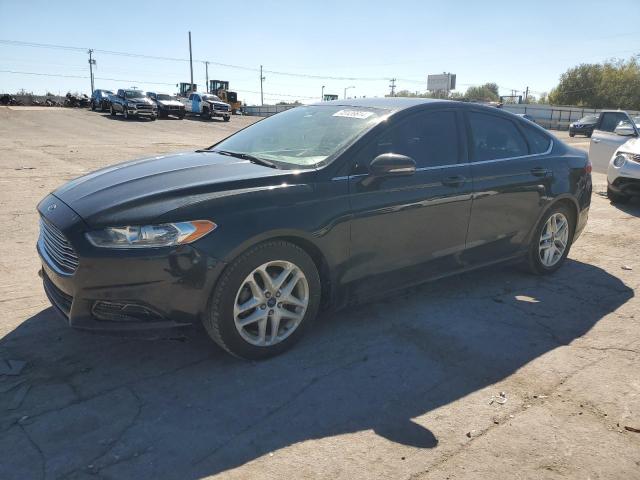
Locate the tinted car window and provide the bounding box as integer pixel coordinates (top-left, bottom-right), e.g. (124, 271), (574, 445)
(599, 112), (629, 132)
(468, 112), (528, 161)
(520, 122), (551, 154)
(374, 111), (459, 168)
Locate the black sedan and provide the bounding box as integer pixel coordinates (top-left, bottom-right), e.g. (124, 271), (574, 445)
(37, 99), (592, 359)
(569, 114), (598, 137)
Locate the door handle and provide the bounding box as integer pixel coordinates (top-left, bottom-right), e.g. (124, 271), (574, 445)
(530, 167), (549, 177)
(592, 138), (600, 143)
(441, 175), (466, 187)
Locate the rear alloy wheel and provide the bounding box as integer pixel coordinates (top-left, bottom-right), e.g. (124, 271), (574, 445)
(204, 241), (321, 360)
(527, 204), (574, 274)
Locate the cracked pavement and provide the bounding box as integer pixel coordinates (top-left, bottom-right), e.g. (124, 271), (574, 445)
(1, 107), (639, 479)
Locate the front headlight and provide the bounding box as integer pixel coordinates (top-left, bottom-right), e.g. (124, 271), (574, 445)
(126, 102), (137, 108)
(613, 153), (627, 168)
(85, 220), (216, 248)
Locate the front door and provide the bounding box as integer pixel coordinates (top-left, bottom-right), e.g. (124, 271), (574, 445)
(345, 109), (473, 299)
(589, 112), (638, 172)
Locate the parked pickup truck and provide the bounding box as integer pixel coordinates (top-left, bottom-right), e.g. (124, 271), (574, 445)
(181, 92), (231, 121)
(146, 92), (185, 119)
(109, 89), (157, 120)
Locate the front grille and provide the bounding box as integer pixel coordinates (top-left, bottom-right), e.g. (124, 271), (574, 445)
(136, 103), (153, 110)
(43, 272), (73, 318)
(214, 104), (229, 112)
(92, 301), (163, 323)
(39, 217), (79, 274)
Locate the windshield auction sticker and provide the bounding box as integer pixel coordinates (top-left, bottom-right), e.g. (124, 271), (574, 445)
(332, 110), (375, 119)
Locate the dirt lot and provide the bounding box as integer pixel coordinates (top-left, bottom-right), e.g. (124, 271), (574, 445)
(1, 107), (639, 480)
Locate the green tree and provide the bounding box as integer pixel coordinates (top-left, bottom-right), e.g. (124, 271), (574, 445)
(549, 56), (640, 109)
(464, 83), (500, 102)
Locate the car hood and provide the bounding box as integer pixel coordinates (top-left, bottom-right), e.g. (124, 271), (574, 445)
(127, 98), (153, 105)
(204, 99), (230, 107)
(158, 100), (183, 107)
(52, 151), (298, 226)
(618, 136), (640, 154)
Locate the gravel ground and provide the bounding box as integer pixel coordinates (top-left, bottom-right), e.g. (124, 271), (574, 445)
(0, 107), (638, 480)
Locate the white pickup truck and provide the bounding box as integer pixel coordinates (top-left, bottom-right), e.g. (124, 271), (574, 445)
(180, 92), (231, 121)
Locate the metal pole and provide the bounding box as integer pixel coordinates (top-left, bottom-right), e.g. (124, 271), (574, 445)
(205, 61), (209, 93)
(88, 49), (95, 95)
(188, 31), (194, 92)
(260, 65), (264, 106)
(321, 85), (325, 101)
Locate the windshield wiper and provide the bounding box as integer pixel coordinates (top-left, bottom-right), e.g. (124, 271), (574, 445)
(203, 149), (277, 169)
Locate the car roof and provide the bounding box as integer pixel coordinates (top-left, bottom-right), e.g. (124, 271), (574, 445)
(312, 97), (449, 111)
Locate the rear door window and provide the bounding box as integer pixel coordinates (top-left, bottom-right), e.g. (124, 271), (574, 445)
(468, 112), (528, 161)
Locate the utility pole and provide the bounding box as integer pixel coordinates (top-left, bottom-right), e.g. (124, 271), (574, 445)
(87, 49), (95, 95)
(188, 31), (194, 92)
(389, 78), (396, 96)
(205, 61), (209, 93)
(524, 86), (529, 103)
(260, 65), (265, 106)
(344, 85), (355, 99)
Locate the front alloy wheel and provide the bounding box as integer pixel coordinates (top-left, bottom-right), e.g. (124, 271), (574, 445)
(234, 261), (309, 347)
(204, 240), (321, 359)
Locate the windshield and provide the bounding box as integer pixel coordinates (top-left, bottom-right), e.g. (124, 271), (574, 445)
(578, 115), (598, 123)
(157, 94), (173, 100)
(125, 90), (145, 98)
(202, 94), (221, 102)
(212, 105), (386, 168)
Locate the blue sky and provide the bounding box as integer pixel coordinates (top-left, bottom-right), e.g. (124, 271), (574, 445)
(1, 0), (639, 104)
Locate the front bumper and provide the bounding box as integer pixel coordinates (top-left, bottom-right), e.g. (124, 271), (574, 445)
(569, 126), (593, 135)
(127, 108), (157, 117)
(37, 195), (226, 333)
(608, 155), (640, 196)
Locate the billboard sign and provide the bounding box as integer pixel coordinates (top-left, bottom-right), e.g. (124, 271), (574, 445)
(427, 73), (456, 91)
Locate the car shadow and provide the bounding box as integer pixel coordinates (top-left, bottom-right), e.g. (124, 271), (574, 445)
(0, 260), (633, 479)
(609, 196), (640, 216)
(99, 113), (156, 122)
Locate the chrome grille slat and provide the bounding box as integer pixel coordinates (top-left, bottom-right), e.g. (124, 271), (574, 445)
(39, 217), (79, 274)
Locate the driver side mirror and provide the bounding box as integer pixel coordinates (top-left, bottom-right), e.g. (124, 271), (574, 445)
(369, 153), (416, 177)
(614, 123), (637, 137)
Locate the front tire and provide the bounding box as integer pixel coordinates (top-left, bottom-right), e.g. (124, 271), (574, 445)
(223, 115), (230, 122)
(123, 108), (129, 120)
(204, 241), (321, 360)
(607, 186), (630, 204)
(110, 105), (116, 116)
(91, 101), (96, 111)
(526, 204), (574, 275)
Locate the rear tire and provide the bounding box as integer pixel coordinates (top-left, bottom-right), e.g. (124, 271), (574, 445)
(526, 203), (575, 275)
(204, 240), (321, 360)
(607, 186), (630, 204)
(569, 132), (575, 137)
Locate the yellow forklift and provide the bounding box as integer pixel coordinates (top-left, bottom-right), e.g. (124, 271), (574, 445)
(209, 80), (241, 114)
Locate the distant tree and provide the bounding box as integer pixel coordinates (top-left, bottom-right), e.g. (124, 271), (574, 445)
(465, 83), (500, 102)
(548, 56), (640, 109)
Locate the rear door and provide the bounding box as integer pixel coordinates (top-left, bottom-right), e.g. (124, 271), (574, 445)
(345, 108), (473, 297)
(463, 110), (554, 264)
(589, 112), (638, 171)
